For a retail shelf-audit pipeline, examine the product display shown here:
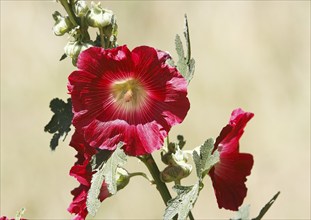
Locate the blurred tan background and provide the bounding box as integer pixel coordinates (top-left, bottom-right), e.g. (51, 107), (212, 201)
(1, 1), (310, 219)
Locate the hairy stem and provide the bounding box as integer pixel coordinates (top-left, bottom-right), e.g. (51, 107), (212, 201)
(99, 28), (106, 48)
(129, 172), (155, 184)
(139, 154), (172, 204)
(139, 154), (195, 220)
(59, 0), (79, 27)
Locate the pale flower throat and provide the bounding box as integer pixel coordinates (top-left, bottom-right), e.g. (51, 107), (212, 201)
(111, 78), (147, 111)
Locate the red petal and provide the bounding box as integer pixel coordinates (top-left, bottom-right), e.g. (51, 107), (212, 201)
(83, 119), (167, 156)
(76, 46), (133, 76)
(209, 108), (254, 210)
(69, 45), (190, 156)
(215, 109), (254, 154)
(209, 153), (254, 210)
(67, 185), (88, 220)
(69, 164), (92, 186)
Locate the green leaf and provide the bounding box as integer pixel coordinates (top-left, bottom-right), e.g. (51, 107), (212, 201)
(87, 142), (126, 216)
(166, 58), (176, 68)
(15, 207), (26, 220)
(44, 98), (73, 150)
(59, 53), (67, 61)
(188, 58), (195, 82)
(174, 14), (195, 84)
(175, 34), (188, 78)
(193, 138), (220, 179)
(102, 143), (127, 194)
(232, 204), (251, 220)
(164, 182), (200, 220)
(252, 191), (280, 220)
(183, 14), (191, 63)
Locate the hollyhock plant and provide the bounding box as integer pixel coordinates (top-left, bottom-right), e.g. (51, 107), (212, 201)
(68, 131), (110, 219)
(68, 45), (190, 156)
(41, 1), (280, 219)
(208, 108), (254, 211)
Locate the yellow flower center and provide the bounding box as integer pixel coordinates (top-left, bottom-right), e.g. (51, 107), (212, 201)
(111, 78), (147, 111)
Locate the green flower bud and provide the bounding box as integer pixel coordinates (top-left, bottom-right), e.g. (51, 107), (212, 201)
(161, 145), (189, 166)
(64, 41), (92, 59)
(167, 142), (176, 153)
(116, 167), (130, 191)
(64, 41), (93, 66)
(74, 0), (89, 17)
(86, 2), (114, 28)
(52, 11), (73, 36)
(160, 162), (192, 183)
(161, 151), (173, 165)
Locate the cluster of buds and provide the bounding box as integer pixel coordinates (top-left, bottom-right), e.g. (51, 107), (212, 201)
(52, 0), (118, 65)
(160, 136), (192, 183)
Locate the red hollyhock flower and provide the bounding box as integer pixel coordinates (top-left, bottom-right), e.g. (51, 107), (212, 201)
(209, 108), (254, 211)
(68, 45), (190, 156)
(0, 217), (26, 220)
(68, 131), (110, 220)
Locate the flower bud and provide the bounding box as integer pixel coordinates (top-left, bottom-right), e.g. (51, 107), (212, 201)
(86, 2), (114, 28)
(116, 167), (130, 191)
(161, 151), (173, 165)
(52, 11), (73, 36)
(167, 142), (176, 153)
(64, 41), (92, 59)
(160, 162), (192, 183)
(74, 0), (89, 17)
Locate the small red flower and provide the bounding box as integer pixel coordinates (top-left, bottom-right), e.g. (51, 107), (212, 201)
(0, 217), (26, 220)
(209, 108), (254, 211)
(68, 131), (110, 220)
(68, 45), (190, 156)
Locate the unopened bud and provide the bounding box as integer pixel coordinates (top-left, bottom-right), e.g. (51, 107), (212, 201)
(52, 11), (72, 36)
(74, 0), (89, 17)
(64, 41), (92, 59)
(160, 163), (192, 183)
(161, 151), (173, 165)
(86, 2), (114, 28)
(116, 167), (130, 191)
(168, 142), (176, 153)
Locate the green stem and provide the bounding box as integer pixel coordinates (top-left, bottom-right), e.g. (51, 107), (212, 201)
(59, 0), (79, 27)
(129, 172), (155, 184)
(174, 179), (181, 185)
(139, 154), (172, 204)
(139, 154), (195, 220)
(99, 28), (106, 48)
(166, 134), (170, 147)
(80, 16), (90, 41)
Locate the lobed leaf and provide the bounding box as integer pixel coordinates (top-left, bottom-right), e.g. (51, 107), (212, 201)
(231, 191), (280, 220)
(232, 204), (251, 220)
(174, 14), (195, 84)
(193, 138), (220, 179)
(87, 142), (127, 216)
(102, 142), (127, 194)
(252, 191), (280, 220)
(164, 182), (200, 220)
(44, 98), (73, 150)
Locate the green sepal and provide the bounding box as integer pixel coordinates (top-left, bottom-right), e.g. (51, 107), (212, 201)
(59, 53), (67, 61)
(177, 135), (186, 149)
